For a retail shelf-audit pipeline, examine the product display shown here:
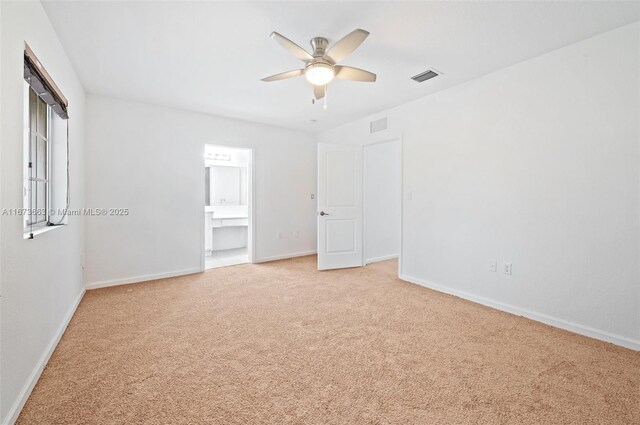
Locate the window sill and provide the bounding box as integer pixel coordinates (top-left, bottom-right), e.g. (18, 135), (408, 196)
(24, 223), (66, 239)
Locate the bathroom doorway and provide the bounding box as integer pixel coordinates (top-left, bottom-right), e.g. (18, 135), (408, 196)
(203, 145), (253, 269)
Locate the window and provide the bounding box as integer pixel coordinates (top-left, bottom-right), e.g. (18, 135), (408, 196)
(26, 87), (50, 227)
(23, 43), (69, 238)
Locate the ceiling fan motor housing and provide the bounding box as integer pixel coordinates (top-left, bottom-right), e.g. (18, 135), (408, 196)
(306, 37), (335, 86)
(310, 37), (330, 60)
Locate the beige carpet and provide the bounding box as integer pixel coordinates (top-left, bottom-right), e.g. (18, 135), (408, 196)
(17, 256), (640, 424)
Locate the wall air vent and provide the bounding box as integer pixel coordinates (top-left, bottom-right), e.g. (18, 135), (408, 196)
(370, 117), (388, 134)
(411, 69), (439, 83)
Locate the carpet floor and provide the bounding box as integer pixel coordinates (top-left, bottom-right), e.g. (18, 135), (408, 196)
(17, 256), (640, 424)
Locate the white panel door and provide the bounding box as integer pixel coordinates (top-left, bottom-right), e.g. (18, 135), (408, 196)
(317, 143), (363, 270)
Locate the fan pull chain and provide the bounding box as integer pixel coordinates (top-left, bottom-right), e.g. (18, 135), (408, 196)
(323, 85), (328, 110)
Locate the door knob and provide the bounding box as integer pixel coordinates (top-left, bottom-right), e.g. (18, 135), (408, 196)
(320, 211), (330, 216)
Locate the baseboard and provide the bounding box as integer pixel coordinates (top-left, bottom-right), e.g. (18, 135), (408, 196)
(400, 274), (640, 351)
(365, 254), (398, 264)
(2, 289), (85, 425)
(255, 250), (317, 264)
(86, 268), (202, 290)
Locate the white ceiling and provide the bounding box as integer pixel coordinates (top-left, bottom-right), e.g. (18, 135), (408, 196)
(42, 1), (640, 132)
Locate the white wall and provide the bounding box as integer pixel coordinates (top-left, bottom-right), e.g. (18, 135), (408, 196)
(364, 140), (401, 263)
(319, 22), (640, 348)
(0, 2), (86, 423)
(85, 95), (316, 287)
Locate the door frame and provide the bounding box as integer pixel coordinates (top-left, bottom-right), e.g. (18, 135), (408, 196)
(334, 130), (404, 277)
(201, 144), (255, 271)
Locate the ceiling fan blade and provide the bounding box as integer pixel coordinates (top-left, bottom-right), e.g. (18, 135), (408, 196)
(314, 85), (325, 100)
(325, 29), (370, 63)
(261, 69), (304, 82)
(271, 32), (313, 62)
(334, 66), (376, 82)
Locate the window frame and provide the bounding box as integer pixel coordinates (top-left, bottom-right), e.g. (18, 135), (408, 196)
(25, 86), (51, 229)
(22, 43), (70, 239)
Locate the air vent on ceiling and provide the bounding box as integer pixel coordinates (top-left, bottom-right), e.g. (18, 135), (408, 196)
(370, 117), (388, 134)
(411, 69), (439, 83)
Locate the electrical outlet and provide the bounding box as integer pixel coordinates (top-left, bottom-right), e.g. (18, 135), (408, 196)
(277, 232), (283, 239)
(311, 194), (315, 199)
(489, 260), (497, 272)
(503, 263), (512, 275)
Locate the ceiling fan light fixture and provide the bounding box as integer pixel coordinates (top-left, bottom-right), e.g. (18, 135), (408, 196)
(262, 29), (375, 101)
(305, 63), (334, 86)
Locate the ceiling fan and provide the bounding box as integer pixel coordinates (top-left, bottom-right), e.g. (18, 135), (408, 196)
(261, 29), (376, 102)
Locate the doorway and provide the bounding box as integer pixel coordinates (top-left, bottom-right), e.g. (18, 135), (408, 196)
(363, 139), (401, 264)
(203, 145), (253, 269)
